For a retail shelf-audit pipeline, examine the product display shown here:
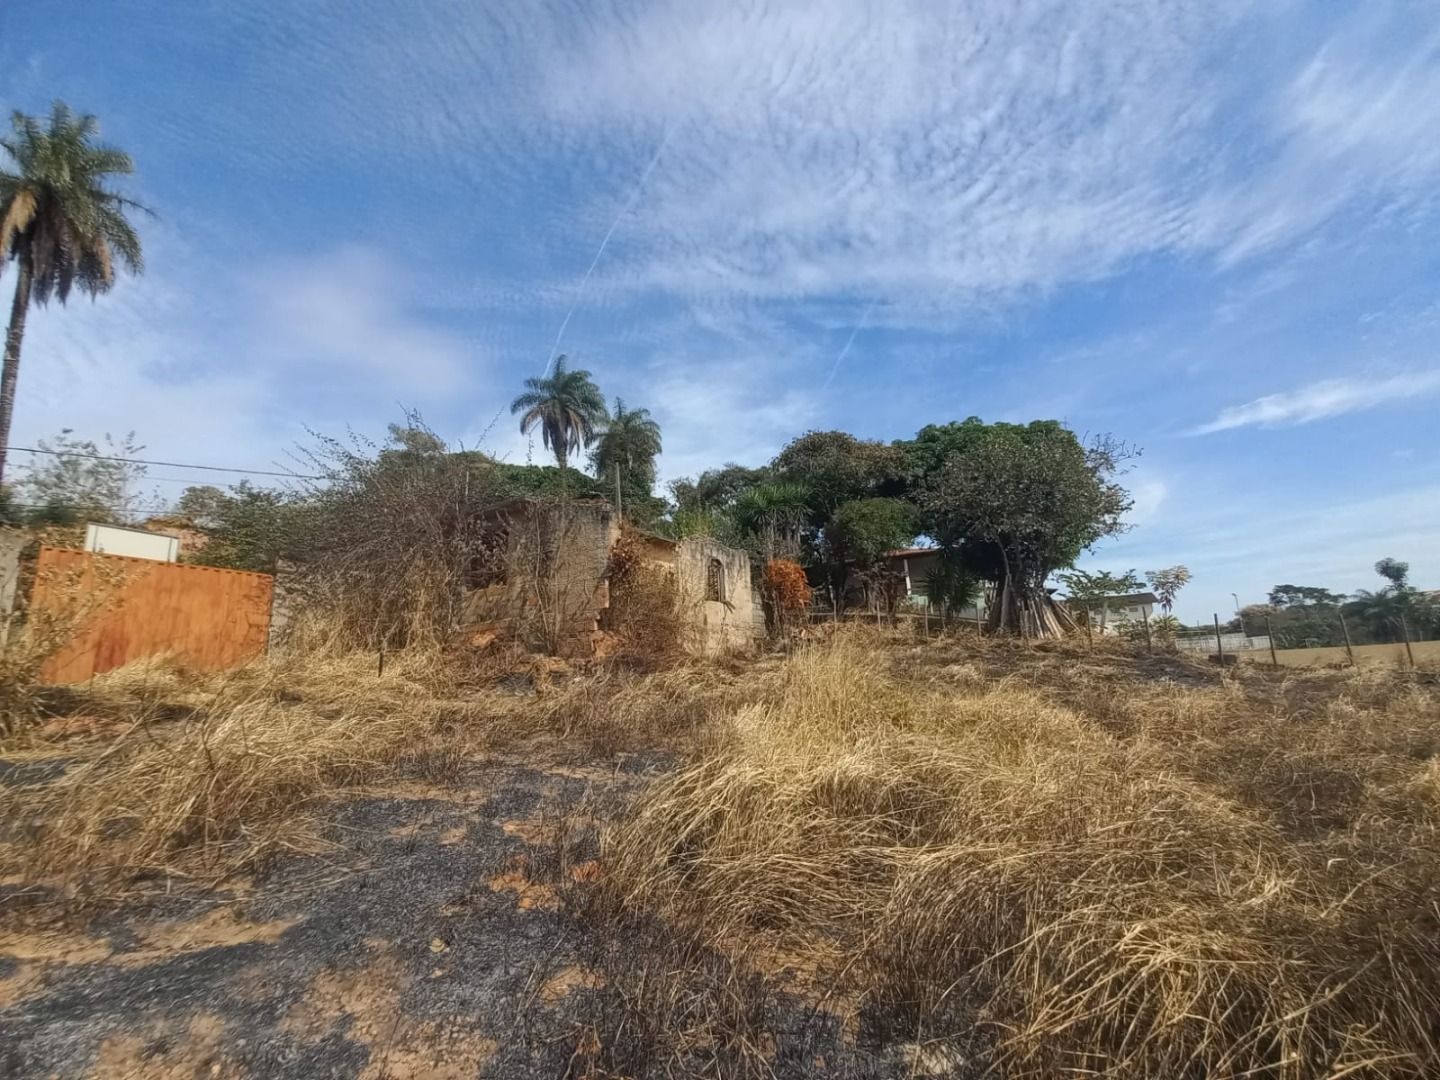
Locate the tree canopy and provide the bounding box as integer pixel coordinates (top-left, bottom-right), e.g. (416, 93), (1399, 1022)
(771, 430), (904, 527)
(917, 420), (1132, 635)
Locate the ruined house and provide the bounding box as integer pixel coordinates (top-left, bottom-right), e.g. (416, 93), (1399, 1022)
(461, 498), (762, 657)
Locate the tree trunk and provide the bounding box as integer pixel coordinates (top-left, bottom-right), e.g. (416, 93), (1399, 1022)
(0, 260), (33, 488)
(988, 545), (1071, 639)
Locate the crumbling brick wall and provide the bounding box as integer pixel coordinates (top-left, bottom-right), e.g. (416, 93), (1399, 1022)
(462, 500), (618, 656)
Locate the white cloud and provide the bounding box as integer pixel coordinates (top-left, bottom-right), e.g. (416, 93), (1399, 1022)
(7, 232), (486, 506)
(1127, 479), (1169, 525)
(1192, 371), (1440, 434)
(254, 245), (475, 392)
(645, 354), (816, 483)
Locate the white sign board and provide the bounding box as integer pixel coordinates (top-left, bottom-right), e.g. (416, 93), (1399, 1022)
(84, 523), (179, 563)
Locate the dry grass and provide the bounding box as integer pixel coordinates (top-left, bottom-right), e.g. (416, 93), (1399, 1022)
(0, 643), (477, 895)
(10, 617), (1437, 1076)
(599, 629), (1440, 1078)
(0, 620), (750, 898)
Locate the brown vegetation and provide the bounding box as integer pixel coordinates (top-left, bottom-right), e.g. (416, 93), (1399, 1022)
(597, 631), (1440, 1078)
(4, 615), (1438, 1077)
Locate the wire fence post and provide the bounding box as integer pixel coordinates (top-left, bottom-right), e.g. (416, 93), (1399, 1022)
(1399, 612), (1416, 669)
(1338, 610), (1356, 667)
(1266, 615), (1278, 667)
(1141, 608), (1153, 653)
(1213, 614), (1225, 670)
(1084, 609), (1094, 650)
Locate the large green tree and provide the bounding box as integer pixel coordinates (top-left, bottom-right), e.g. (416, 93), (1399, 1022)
(771, 430), (904, 527)
(825, 496), (918, 608)
(0, 104), (146, 484)
(509, 355), (608, 471)
(591, 397), (661, 513)
(918, 420), (1132, 637)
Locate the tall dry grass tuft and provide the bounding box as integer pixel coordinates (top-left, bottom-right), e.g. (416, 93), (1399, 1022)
(0, 642), (474, 895)
(601, 629), (1440, 1078)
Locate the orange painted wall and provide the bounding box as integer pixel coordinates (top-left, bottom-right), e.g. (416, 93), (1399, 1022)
(31, 547), (274, 684)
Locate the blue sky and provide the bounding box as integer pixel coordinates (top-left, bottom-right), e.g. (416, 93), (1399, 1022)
(2, 0), (1438, 623)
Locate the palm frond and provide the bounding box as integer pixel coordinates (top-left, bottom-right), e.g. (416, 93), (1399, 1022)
(0, 102), (145, 304)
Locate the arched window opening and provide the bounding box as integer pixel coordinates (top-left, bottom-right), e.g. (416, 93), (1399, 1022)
(705, 558), (726, 602)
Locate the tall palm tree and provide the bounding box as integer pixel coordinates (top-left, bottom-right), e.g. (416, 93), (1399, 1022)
(592, 397), (662, 496)
(1, 103), (146, 484)
(509, 355), (608, 471)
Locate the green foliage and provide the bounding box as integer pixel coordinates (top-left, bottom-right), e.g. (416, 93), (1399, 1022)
(669, 464), (772, 516)
(1151, 613), (1182, 643)
(0, 484), (20, 526)
(183, 481), (296, 573)
(901, 418), (995, 500)
(729, 482), (812, 560)
(915, 421), (1133, 634)
(1144, 565), (1191, 614)
(15, 430), (147, 523)
(1374, 558), (1410, 589)
(175, 484), (228, 529)
(771, 430), (904, 526)
(1347, 557), (1435, 643)
(1058, 568), (1143, 604)
(509, 355), (608, 470)
(1268, 584), (1346, 609)
(492, 461), (604, 501)
(924, 552), (982, 615)
(826, 498), (917, 569)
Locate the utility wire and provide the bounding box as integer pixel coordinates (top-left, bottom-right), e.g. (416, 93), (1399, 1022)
(4, 446), (321, 480)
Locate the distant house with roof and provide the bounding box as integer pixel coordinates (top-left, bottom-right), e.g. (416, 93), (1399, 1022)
(874, 546), (986, 621)
(1067, 591), (1159, 632)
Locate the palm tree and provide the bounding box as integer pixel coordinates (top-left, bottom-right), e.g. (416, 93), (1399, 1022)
(592, 397), (662, 502)
(509, 355), (608, 471)
(1, 103), (146, 484)
(729, 482), (810, 560)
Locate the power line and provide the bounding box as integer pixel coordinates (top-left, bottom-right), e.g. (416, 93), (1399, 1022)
(4, 446), (321, 480)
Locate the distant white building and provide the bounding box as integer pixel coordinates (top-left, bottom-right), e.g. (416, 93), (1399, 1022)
(1069, 591), (1158, 633)
(881, 546), (986, 620)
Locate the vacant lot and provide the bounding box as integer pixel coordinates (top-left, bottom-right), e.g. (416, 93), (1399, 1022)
(2, 632), (1437, 1078)
(1245, 639), (1440, 668)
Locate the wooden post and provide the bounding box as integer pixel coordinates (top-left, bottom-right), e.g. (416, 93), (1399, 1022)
(1141, 608), (1153, 653)
(1213, 614), (1225, 669)
(1338, 610), (1356, 666)
(1265, 615), (1278, 667)
(1399, 612), (1416, 669)
(924, 604), (931, 638)
(1084, 610), (1094, 650)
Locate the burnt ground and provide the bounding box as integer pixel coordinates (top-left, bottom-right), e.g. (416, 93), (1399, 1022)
(0, 753), (933, 1080)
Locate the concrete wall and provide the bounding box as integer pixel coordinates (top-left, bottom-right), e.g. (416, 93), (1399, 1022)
(0, 528), (26, 618)
(675, 537), (762, 654)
